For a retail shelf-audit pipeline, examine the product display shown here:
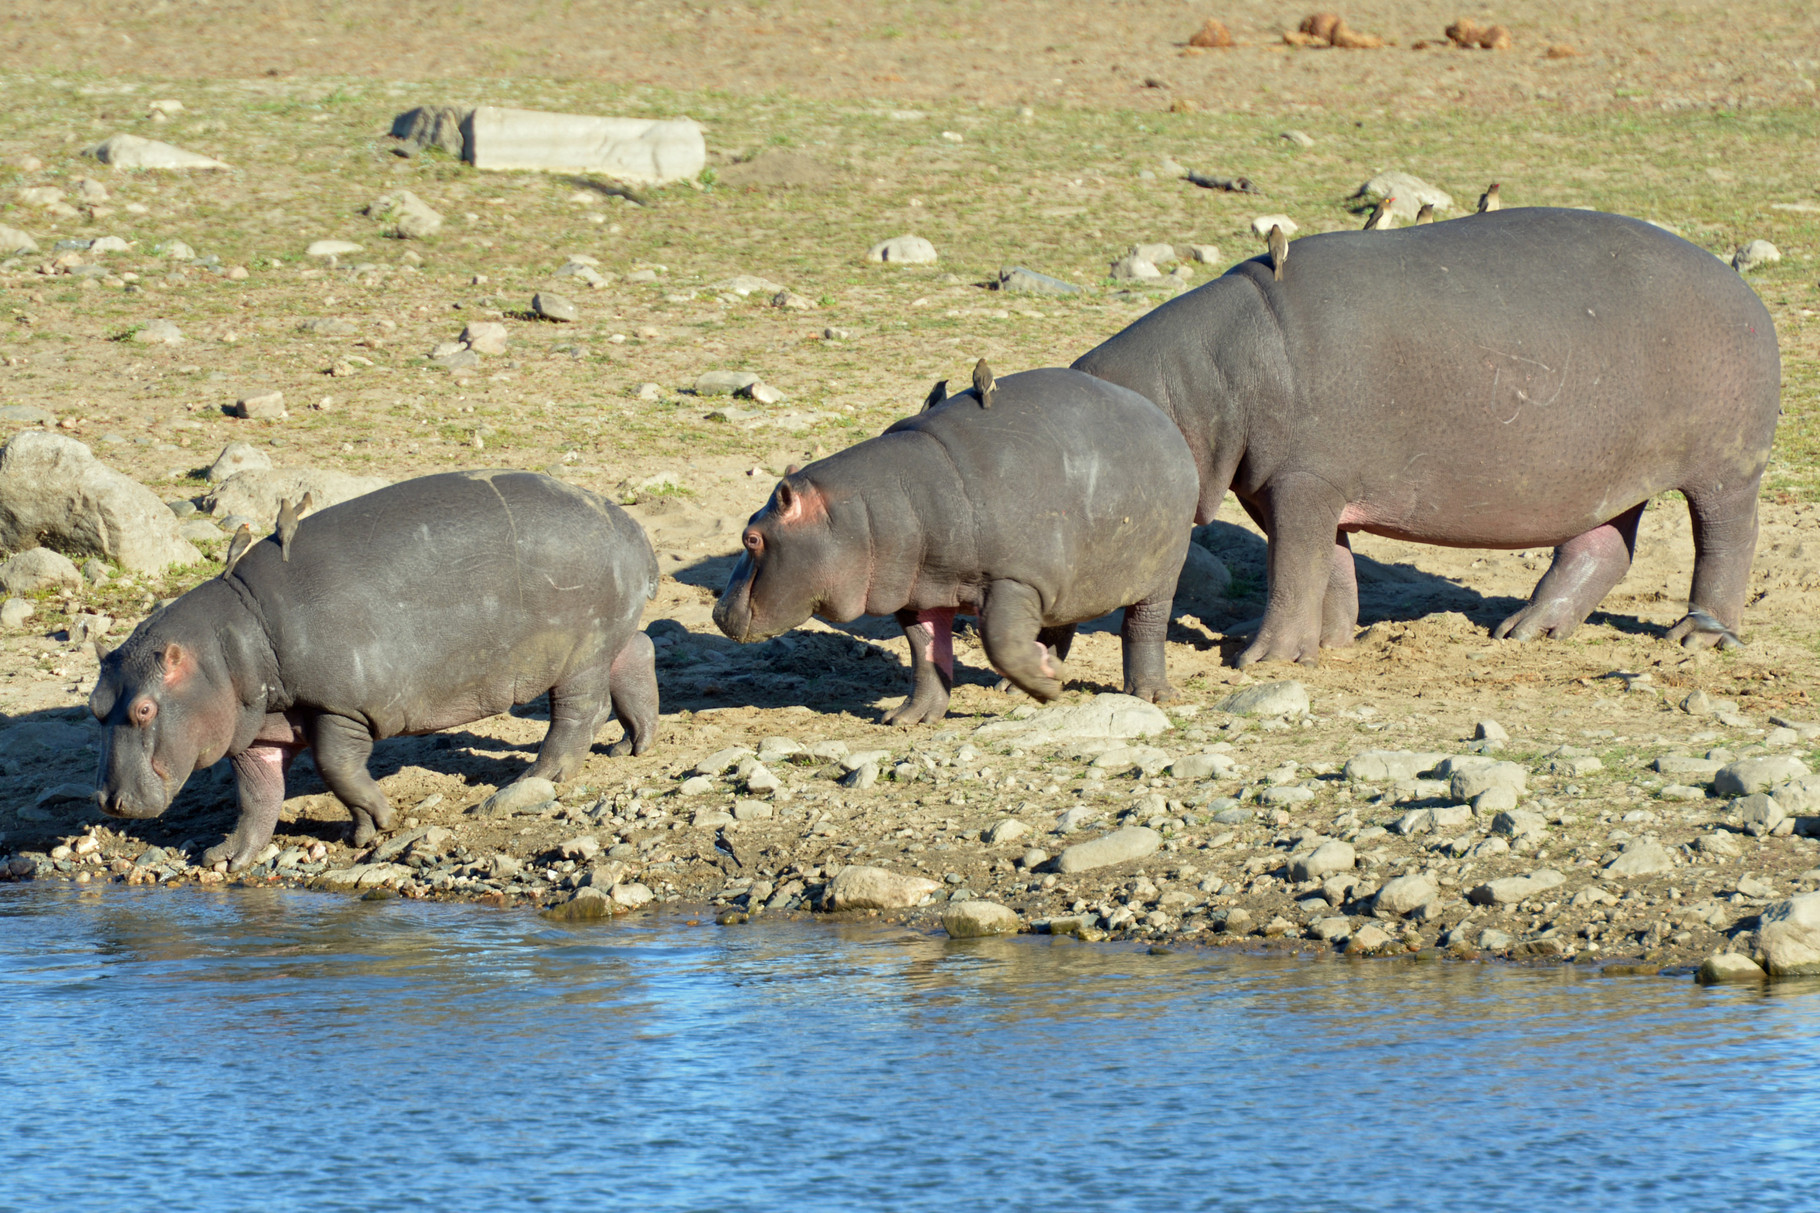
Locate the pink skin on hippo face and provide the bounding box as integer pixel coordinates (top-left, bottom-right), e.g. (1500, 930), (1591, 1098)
(1073, 207), (1781, 667)
(714, 367), (1198, 725)
(90, 639), (244, 821)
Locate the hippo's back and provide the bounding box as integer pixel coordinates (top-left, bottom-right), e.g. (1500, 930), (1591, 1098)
(235, 470), (656, 729)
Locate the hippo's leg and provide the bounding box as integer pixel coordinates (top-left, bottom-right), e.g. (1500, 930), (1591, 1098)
(1667, 482), (1760, 649)
(884, 608), (955, 725)
(1238, 477), (1346, 667)
(203, 742), (296, 871)
(606, 632), (660, 756)
(1323, 533), (1360, 648)
(980, 581), (1066, 702)
(527, 665), (615, 784)
(1121, 590), (1177, 703)
(1493, 503), (1645, 642)
(994, 627), (1074, 695)
(308, 712), (393, 848)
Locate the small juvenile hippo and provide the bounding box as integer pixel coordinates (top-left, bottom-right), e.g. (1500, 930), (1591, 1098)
(712, 366), (1199, 724)
(91, 470), (659, 870)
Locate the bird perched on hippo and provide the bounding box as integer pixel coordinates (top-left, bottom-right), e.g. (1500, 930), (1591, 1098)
(713, 365), (1199, 724)
(1073, 207), (1780, 667)
(90, 470), (660, 871)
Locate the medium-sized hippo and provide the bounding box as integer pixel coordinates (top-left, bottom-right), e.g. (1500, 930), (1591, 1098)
(712, 366), (1199, 724)
(1074, 207), (1782, 666)
(91, 470), (659, 870)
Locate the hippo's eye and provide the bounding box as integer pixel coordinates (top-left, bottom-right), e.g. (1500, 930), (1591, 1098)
(743, 531), (764, 553)
(132, 699), (157, 725)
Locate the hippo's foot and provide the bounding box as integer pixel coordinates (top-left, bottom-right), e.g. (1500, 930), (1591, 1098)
(1491, 599), (1586, 643)
(1666, 608), (1744, 651)
(1124, 678), (1179, 705)
(1233, 630), (1321, 668)
(883, 688), (950, 726)
(201, 836), (260, 873)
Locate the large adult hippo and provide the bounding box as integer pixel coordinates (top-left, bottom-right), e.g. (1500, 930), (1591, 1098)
(90, 470), (659, 870)
(1073, 207), (1781, 666)
(713, 366), (1198, 723)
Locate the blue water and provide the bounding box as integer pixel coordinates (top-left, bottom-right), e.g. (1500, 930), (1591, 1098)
(2, 884), (1817, 1212)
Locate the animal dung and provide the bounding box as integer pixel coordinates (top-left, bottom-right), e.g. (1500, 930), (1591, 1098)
(1446, 18), (1514, 50)
(1187, 18), (1234, 48)
(1286, 12), (1384, 49)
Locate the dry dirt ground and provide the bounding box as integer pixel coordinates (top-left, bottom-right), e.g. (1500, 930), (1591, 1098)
(2, 1), (1819, 976)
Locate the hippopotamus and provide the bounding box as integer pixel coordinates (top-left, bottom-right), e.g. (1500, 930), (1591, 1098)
(1072, 207), (1781, 666)
(90, 470), (659, 870)
(712, 366), (1198, 723)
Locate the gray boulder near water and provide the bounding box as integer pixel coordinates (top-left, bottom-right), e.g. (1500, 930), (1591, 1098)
(942, 900), (1022, 939)
(828, 864), (940, 910)
(1756, 892), (1820, 976)
(0, 432), (201, 573)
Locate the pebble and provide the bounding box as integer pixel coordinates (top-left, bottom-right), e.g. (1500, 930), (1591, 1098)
(1695, 831), (1740, 856)
(997, 266), (1082, 296)
(469, 778), (558, 818)
(1344, 750), (1443, 782)
(460, 321), (508, 356)
(985, 818), (1028, 845)
(691, 808), (734, 828)
(695, 370), (762, 396)
(942, 900), (1021, 939)
(559, 835), (601, 861)
(1491, 808), (1547, 839)
(1249, 215), (1299, 238)
(1019, 848), (1050, 870)
(1474, 719), (1509, 743)
(1477, 928), (1514, 951)
(677, 775), (716, 796)
(1654, 755), (1722, 778)
(1450, 761), (1526, 802)
(532, 292), (578, 322)
(743, 762), (781, 794)
(207, 441), (273, 482)
(1, 598), (34, 628)
(1216, 680), (1308, 718)
(1736, 792), (1786, 836)
(865, 235), (938, 264)
(231, 391), (286, 420)
(829, 864), (940, 910)
(1109, 254), (1162, 281)
(1170, 753), (1233, 780)
(1055, 826), (1161, 874)
(1346, 924), (1395, 955)
(543, 886), (617, 921)
(306, 240), (364, 258)
(1467, 868), (1566, 906)
(841, 762), (879, 790)
(1471, 785), (1519, 815)
(132, 320), (183, 346)
(732, 800), (773, 821)
(1280, 130), (1316, 148)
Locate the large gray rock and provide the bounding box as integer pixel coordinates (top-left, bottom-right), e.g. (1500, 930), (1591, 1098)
(1605, 840), (1675, 877)
(391, 105), (471, 157)
(0, 546), (81, 594)
(1289, 839), (1354, 882)
(85, 134), (228, 170)
(828, 864), (940, 910)
(0, 225), (38, 255)
(204, 467), (390, 527)
(1732, 240), (1781, 273)
(997, 266), (1082, 296)
(0, 433), (201, 573)
(1654, 755), (1723, 779)
(1375, 873), (1439, 916)
(865, 235), (938, 264)
(1216, 680), (1308, 717)
(463, 106), (705, 184)
(942, 900), (1021, 939)
(365, 189), (443, 239)
(206, 441), (273, 484)
(975, 692), (1171, 743)
(1758, 892), (1820, 977)
(1356, 171), (1453, 220)
(1450, 761), (1526, 802)
(1715, 756), (1810, 797)
(1467, 868), (1566, 906)
(1172, 542), (1230, 618)
(468, 778), (559, 819)
(1697, 952), (1766, 984)
(1343, 750), (1443, 782)
(1055, 826), (1162, 874)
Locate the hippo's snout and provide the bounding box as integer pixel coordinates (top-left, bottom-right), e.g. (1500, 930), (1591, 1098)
(713, 555), (758, 642)
(97, 785), (167, 820)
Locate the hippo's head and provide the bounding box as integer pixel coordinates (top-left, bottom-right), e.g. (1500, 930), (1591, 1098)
(714, 475), (868, 642)
(90, 627), (242, 820)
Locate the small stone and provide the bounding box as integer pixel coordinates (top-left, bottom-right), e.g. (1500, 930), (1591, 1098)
(695, 370), (763, 396)
(841, 762), (879, 791)
(1696, 952), (1766, 984)
(823, 327), (851, 340)
(1280, 129), (1316, 148)
(1660, 784), (1708, 801)
(1216, 680), (1308, 717)
(1055, 826), (1162, 874)
(460, 322), (508, 356)
(746, 383), (785, 406)
(610, 882), (654, 909)
(1736, 874), (1776, 899)
(1343, 750), (1442, 782)
(1737, 792), (1787, 836)
(677, 775), (716, 796)
(1169, 753), (1232, 780)
(1467, 868), (1566, 906)
(1474, 719), (1509, 742)
(1732, 240), (1781, 273)
(865, 235), (938, 264)
(1472, 785), (1519, 815)
(974, 692), (1171, 742)
(1450, 761), (1526, 802)
(532, 293), (578, 322)
(469, 777), (558, 818)
(0, 598), (34, 628)
(1654, 754), (1722, 778)
(0, 547), (81, 594)
(559, 835), (601, 861)
(829, 864), (941, 910)
(365, 189), (443, 239)
(942, 900), (1021, 939)
(231, 391), (286, 420)
(691, 809), (735, 829)
(1605, 840), (1675, 878)
(132, 320), (183, 346)
(542, 886), (618, 921)
(1375, 873), (1439, 917)
(732, 800), (773, 821)
(1018, 848), (1050, 870)
(1492, 808), (1547, 839)
(1477, 928), (1514, 951)
(1250, 214), (1299, 238)
(1290, 839), (1355, 882)
(743, 762), (781, 794)
(771, 290), (814, 311)
(87, 133), (228, 171)
(985, 818), (1029, 845)
(1757, 892), (1820, 976)
(1109, 254), (1162, 281)
(1347, 924), (1395, 955)
(0, 225), (40, 255)
(1355, 172), (1453, 221)
(1695, 831), (1741, 856)
(997, 266), (1082, 296)
(306, 240), (364, 258)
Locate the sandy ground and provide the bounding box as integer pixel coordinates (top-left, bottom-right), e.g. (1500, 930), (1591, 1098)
(2, 1), (1819, 978)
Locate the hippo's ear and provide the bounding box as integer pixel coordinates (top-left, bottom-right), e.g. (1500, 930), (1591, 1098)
(922, 379), (949, 411)
(157, 641), (193, 686)
(771, 479), (823, 526)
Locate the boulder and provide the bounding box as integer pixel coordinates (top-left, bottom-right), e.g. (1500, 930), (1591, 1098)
(1374, 873), (1439, 916)
(1467, 868), (1566, 905)
(462, 107), (706, 184)
(828, 864), (940, 910)
(1757, 892), (1820, 977)
(0, 225), (38, 255)
(391, 105), (471, 157)
(0, 432), (201, 572)
(1697, 953), (1766, 984)
(1715, 756), (1810, 798)
(468, 778), (559, 819)
(1605, 840), (1675, 877)
(1450, 761), (1526, 802)
(204, 467), (390, 527)
(1289, 840), (1354, 882)
(85, 134), (229, 170)
(206, 441), (273, 484)
(1216, 680), (1308, 717)
(1055, 826), (1162, 874)
(974, 692), (1171, 743)
(1344, 750), (1442, 782)
(942, 900), (1022, 939)
(1172, 542), (1230, 619)
(865, 235), (938, 264)
(365, 189), (443, 239)
(1355, 171), (1453, 220)
(0, 547), (81, 594)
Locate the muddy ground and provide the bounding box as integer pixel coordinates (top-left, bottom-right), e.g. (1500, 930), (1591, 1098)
(1, 1), (1818, 976)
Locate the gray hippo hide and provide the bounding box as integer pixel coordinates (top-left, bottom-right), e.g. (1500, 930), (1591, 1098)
(90, 470), (659, 870)
(713, 366), (1198, 724)
(1073, 207), (1781, 666)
